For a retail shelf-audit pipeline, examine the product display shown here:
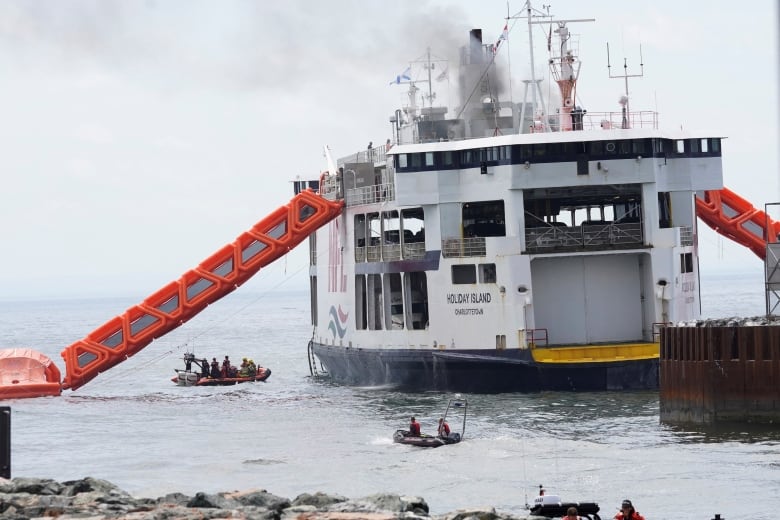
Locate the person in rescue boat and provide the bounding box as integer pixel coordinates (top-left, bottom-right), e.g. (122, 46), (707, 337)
(200, 358), (209, 379)
(563, 506), (580, 520)
(437, 417), (450, 438)
(210, 357), (220, 379)
(409, 416), (421, 436)
(614, 499), (645, 520)
(238, 357), (250, 377)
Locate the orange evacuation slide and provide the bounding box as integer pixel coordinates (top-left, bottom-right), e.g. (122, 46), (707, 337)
(0, 348), (62, 399)
(59, 189), (343, 391)
(696, 188), (780, 261)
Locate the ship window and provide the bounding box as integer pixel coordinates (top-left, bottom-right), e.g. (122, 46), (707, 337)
(410, 153), (421, 168)
(562, 142), (579, 156)
(462, 149), (475, 165)
(711, 138), (720, 153)
(518, 144), (532, 160)
(700, 139), (709, 153)
(355, 275), (367, 330)
(632, 139), (647, 155)
(534, 144), (547, 157)
(452, 264), (477, 284)
(385, 272), (404, 330)
(463, 200), (505, 237)
(689, 139), (699, 153)
(652, 139), (666, 154)
(443, 151), (455, 166)
(675, 140), (685, 154)
(589, 141), (603, 155)
(604, 142), (616, 154)
(399, 154), (408, 168)
(425, 152), (435, 166)
(619, 140), (631, 155)
(479, 263), (496, 283)
(503, 145), (512, 160)
(680, 252), (693, 273)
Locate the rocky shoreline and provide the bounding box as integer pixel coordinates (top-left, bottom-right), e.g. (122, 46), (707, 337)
(0, 477), (530, 519)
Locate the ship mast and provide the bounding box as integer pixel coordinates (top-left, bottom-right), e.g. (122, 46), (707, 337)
(607, 42), (644, 129)
(510, 2), (593, 132)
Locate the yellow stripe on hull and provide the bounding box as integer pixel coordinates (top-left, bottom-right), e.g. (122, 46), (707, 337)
(530, 342), (659, 364)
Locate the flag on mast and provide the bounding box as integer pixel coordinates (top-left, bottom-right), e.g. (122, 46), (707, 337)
(494, 23), (508, 54)
(389, 66), (411, 85)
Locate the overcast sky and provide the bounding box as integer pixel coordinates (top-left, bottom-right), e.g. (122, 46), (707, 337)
(0, 0), (777, 301)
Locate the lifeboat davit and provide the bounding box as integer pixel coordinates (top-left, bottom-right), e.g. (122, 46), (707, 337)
(0, 348), (62, 399)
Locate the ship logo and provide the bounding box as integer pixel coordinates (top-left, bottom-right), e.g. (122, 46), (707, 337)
(327, 305), (349, 339)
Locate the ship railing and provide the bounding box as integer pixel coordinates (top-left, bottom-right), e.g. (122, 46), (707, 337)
(366, 245), (381, 262)
(338, 146), (388, 167)
(541, 110), (659, 132)
(526, 328), (548, 348)
(355, 242), (427, 263)
(442, 237), (487, 258)
(382, 244), (402, 261)
(402, 242), (426, 260)
(318, 174), (342, 201)
(525, 222), (643, 253)
(652, 322), (671, 343)
(345, 182), (395, 207)
(680, 225), (694, 246)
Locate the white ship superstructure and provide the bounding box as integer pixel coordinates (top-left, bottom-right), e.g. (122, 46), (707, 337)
(304, 4), (723, 392)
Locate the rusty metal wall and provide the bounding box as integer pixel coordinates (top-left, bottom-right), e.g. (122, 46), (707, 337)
(660, 326), (780, 424)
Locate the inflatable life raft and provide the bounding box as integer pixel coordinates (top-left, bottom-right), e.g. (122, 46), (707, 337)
(0, 348), (62, 399)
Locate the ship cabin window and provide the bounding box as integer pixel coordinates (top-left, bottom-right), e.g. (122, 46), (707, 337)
(410, 153), (421, 168)
(355, 274), (368, 330)
(425, 152), (435, 166)
(442, 151), (456, 166)
(452, 264), (477, 284)
(354, 214), (367, 248)
(401, 207), (425, 244)
(674, 140), (685, 154)
(689, 139), (699, 153)
(479, 263), (497, 283)
(711, 138), (720, 153)
(398, 154), (408, 168)
(463, 200), (505, 237)
(700, 139), (709, 153)
(680, 252), (694, 274)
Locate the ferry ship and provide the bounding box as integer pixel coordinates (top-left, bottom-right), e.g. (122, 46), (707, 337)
(302, 3), (725, 393)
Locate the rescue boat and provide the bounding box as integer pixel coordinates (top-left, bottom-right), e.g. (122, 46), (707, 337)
(171, 367), (272, 386)
(171, 354), (271, 386)
(393, 396), (467, 448)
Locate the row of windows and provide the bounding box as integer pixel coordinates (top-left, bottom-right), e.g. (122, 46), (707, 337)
(395, 138), (722, 172)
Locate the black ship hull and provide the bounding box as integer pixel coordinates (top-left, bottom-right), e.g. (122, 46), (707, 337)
(311, 342), (658, 393)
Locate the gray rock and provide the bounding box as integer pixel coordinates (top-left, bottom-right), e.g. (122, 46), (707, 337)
(291, 491), (348, 508)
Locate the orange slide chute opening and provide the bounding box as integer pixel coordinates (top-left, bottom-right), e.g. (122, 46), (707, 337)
(57, 189), (343, 391)
(696, 188), (780, 261)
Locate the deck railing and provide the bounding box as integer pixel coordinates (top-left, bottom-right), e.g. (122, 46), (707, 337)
(442, 237), (487, 258)
(525, 222), (643, 253)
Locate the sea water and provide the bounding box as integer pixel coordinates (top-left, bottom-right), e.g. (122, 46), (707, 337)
(1, 268), (778, 520)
